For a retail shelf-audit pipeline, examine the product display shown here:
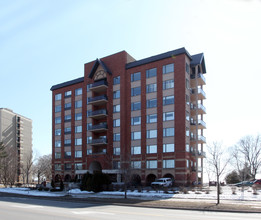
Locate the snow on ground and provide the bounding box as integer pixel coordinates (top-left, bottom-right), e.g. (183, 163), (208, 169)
(0, 186), (261, 201)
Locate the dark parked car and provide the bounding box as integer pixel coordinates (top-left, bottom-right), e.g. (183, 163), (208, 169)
(253, 179), (261, 185)
(234, 181), (254, 187)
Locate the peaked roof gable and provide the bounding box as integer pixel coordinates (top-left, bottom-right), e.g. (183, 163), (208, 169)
(88, 59), (112, 79)
(191, 53), (206, 73)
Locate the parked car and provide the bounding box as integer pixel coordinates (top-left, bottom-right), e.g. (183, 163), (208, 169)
(253, 179), (261, 185)
(151, 178), (173, 188)
(234, 181), (254, 187)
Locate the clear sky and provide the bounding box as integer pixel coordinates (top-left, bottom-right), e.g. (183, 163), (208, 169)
(1, 0), (261, 156)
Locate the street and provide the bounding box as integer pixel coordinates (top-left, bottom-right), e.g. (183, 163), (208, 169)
(0, 196), (260, 220)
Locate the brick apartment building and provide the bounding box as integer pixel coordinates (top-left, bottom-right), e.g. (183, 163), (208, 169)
(50, 47), (206, 186)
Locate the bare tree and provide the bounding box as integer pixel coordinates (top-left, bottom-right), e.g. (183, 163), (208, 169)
(206, 142), (230, 205)
(32, 154), (52, 184)
(235, 135), (261, 180)
(21, 152), (33, 185)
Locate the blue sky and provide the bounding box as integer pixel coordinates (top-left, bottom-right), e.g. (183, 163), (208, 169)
(1, 0), (261, 156)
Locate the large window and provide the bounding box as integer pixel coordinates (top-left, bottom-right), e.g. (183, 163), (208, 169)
(147, 114), (157, 123)
(64, 138), (71, 146)
(131, 102), (141, 111)
(75, 151), (82, 158)
(163, 144), (175, 153)
(64, 114), (71, 122)
(64, 127), (71, 134)
(113, 104), (120, 113)
(163, 63), (174, 74)
(131, 161), (141, 169)
(113, 119), (120, 127)
(146, 68), (157, 78)
(75, 113), (82, 121)
(113, 76), (120, 85)
(55, 140), (61, 148)
(55, 117), (61, 124)
(163, 79), (174, 90)
(75, 126), (82, 133)
(75, 88), (82, 96)
(55, 152), (61, 159)
(75, 138), (82, 146)
(146, 160), (157, 169)
(55, 105), (61, 113)
(55, 164), (61, 171)
(131, 146), (141, 155)
(163, 127), (175, 137)
(113, 147), (121, 155)
(146, 145), (157, 154)
(146, 83), (157, 93)
(113, 161), (120, 169)
(55, 129), (61, 136)
(146, 129), (157, 139)
(131, 87), (141, 96)
(65, 163), (71, 170)
(65, 91), (72, 97)
(146, 99), (157, 108)
(75, 163), (82, 170)
(75, 100), (82, 108)
(131, 131), (141, 140)
(113, 133), (120, 142)
(163, 95), (174, 105)
(113, 90), (120, 99)
(64, 103), (71, 110)
(163, 111), (174, 121)
(131, 116), (141, 125)
(55, 93), (61, 101)
(131, 72), (141, 82)
(64, 151), (71, 159)
(163, 159), (175, 168)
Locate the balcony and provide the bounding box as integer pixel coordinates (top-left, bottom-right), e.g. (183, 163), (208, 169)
(88, 109), (107, 119)
(90, 80), (108, 92)
(190, 88), (206, 101)
(198, 119), (206, 129)
(89, 123), (108, 133)
(88, 137), (107, 146)
(190, 73), (206, 87)
(190, 135), (206, 144)
(190, 150), (206, 158)
(88, 95), (108, 106)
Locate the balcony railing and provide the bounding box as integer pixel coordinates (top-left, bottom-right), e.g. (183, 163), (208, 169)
(88, 109), (107, 118)
(191, 88), (206, 100)
(89, 137), (107, 145)
(90, 80), (108, 92)
(89, 123), (108, 132)
(88, 95), (108, 105)
(198, 135), (206, 143)
(190, 73), (206, 85)
(198, 119), (206, 129)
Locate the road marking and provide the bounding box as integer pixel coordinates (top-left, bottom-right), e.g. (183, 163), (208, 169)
(72, 211), (114, 215)
(11, 205), (44, 209)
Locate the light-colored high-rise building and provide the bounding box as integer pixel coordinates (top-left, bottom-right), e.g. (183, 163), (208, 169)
(0, 108), (32, 182)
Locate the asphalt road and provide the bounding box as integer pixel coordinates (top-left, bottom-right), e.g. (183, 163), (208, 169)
(0, 196), (261, 220)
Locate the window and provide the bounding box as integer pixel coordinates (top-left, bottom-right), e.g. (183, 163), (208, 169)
(75, 126), (82, 133)
(186, 79), (190, 89)
(186, 111), (190, 121)
(186, 144), (190, 152)
(131, 131), (141, 140)
(131, 146), (141, 155)
(163, 63), (174, 74)
(55, 152), (61, 159)
(131, 116), (141, 125)
(75, 151), (82, 158)
(146, 68), (157, 78)
(75, 100), (82, 108)
(147, 114), (157, 123)
(113, 104), (120, 113)
(186, 95), (190, 105)
(163, 111), (174, 121)
(113, 76), (120, 85)
(75, 113), (82, 121)
(113, 119), (120, 127)
(146, 83), (157, 93)
(131, 87), (141, 96)
(131, 102), (141, 111)
(113, 147), (120, 155)
(131, 72), (141, 82)
(55, 140), (61, 148)
(87, 136), (92, 144)
(55, 117), (61, 124)
(87, 123), (92, 131)
(146, 160), (157, 169)
(55, 164), (61, 171)
(55, 105), (61, 113)
(186, 127), (190, 137)
(187, 160), (190, 168)
(163, 79), (174, 90)
(64, 127), (71, 134)
(163, 159), (175, 168)
(113, 90), (120, 99)
(87, 149), (92, 155)
(55, 129), (61, 136)
(113, 133), (120, 142)
(55, 93), (61, 101)
(146, 145), (157, 154)
(64, 102), (71, 110)
(163, 144), (175, 153)
(64, 151), (71, 159)
(163, 127), (175, 137)
(113, 161), (120, 169)
(147, 130), (157, 139)
(131, 161), (141, 169)
(75, 163), (82, 170)
(163, 95), (174, 105)
(146, 98), (157, 108)
(186, 63), (190, 74)
(65, 163), (71, 170)
(87, 110), (92, 117)
(64, 138), (71, 146)
(75, 88), (82, 96)
(65, 91), (71, 97)
(64, 114), (71, 122)
(75, 138), (82, 146)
